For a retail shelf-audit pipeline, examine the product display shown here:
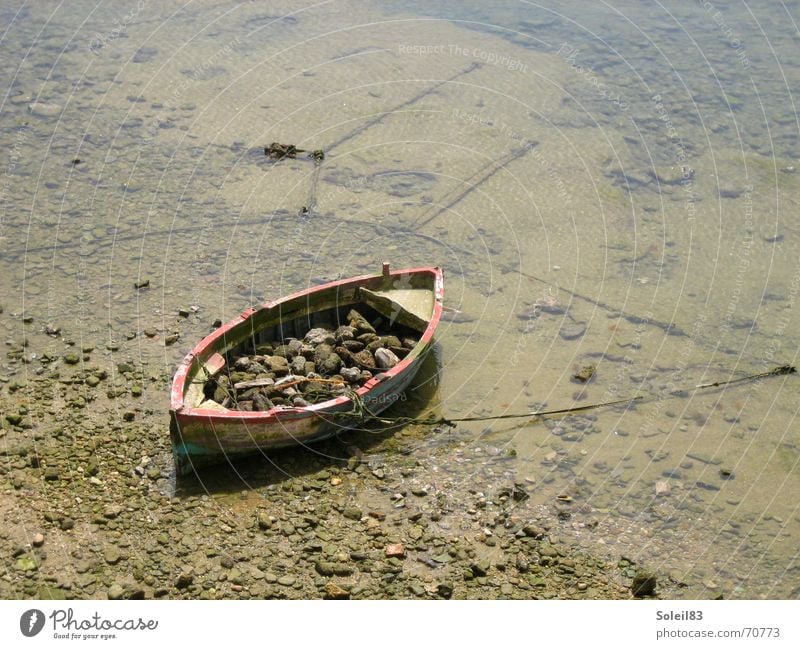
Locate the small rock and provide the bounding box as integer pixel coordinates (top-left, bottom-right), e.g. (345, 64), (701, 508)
(631, 570), (657, 597)
(29, 101), (62, 117)
(572, 365), (595, 383)
(436, 582), (454, 599)
(290, 356), (307, 375)
(44, 468), (59, 481)
(559, 322), (587, 340)
(470, 559), (490, 577)
(104, 504), (123, 519)
(304, 328), (335, 346)
(104, 545), (122, 565)
(15, 554), (39, 571)
(32, 533), (44, 547)
(277, 575), (296, 587)
(343, 507), (362, 521)
(385, 543), (406, 558)
(718, 185), (743, 199)
(340, 367), (361, 384)
(175, 573), (193, 589)
(164, 333), (180, 346)
(375, 348), (400, 369)
(319, 352), (342, 375)
(134, 279), (150, 289)
(323, 582), (350, 600)
(314, 561), (354, 577)
(655, 480), (671, 497)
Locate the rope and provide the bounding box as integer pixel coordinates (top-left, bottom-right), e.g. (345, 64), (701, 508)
(314, 364), (796, 429)
(190, 364), (796, 428)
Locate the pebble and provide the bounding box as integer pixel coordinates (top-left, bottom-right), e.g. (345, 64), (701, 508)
(385, 543), (406, 558)
(375, 348), (400, 369)
(103, 545), (122, 565)
(28, 101), (62, 117)
(314, 561), (354, 577)
(324, 583), (350, 600)
(134, 279), (150, 289)
(470, 559), (490, 577)
(175, 573), (193, 589)
(277, 575), (296, 587)
(655, 481), (671, 497)
(32, 533), (45, 547)
(559, 322), (587, 340)
(631, 570), (657, 597)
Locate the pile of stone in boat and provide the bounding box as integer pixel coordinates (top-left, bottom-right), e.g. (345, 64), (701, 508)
(207, 309), (418, 410)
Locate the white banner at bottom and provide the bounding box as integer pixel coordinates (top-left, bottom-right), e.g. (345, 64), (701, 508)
(1, 600), (797, 648)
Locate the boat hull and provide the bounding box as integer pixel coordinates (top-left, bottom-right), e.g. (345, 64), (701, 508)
(169, 266), (443, 475)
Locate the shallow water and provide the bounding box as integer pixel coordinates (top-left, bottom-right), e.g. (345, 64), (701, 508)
(1, 0), (799, 598)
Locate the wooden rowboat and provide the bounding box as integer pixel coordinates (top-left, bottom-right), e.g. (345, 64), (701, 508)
(170, 263), (444, 475)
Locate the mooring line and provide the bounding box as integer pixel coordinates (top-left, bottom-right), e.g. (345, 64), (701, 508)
(318, 364), (796, 430)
